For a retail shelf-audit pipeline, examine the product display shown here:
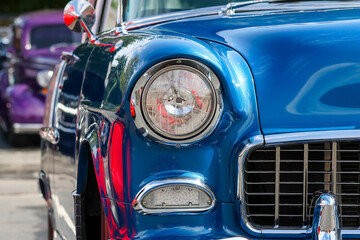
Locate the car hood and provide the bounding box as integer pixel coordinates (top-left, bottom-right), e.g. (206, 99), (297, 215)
(150, 1), (360, 135)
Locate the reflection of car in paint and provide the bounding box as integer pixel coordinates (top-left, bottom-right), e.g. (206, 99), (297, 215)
(39, 0), (360, 240)
(0, 10), (80, 145)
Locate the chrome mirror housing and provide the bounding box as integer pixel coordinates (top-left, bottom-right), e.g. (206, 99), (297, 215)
(63, 0), (96, 40)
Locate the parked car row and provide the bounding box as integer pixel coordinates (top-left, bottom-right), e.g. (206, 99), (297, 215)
(37, 0), (360, 240)
(0, 10), (81, 145)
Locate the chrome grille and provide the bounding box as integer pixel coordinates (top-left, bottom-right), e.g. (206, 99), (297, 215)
(244, 141), (360, 229)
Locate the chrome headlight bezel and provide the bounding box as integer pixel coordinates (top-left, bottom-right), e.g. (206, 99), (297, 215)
(131, 58), (222, 144)
(37, 70), (53, 88)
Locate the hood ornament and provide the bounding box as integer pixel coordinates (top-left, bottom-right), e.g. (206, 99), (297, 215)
(220, 0), (269, 16)
(312, 193), (341, 240)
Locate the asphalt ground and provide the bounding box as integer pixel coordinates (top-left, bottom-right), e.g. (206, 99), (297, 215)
(0, 132), (47, 239)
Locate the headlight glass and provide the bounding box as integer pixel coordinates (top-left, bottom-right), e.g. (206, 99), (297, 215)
(37, 70), (53, 88)
(142, 66), (216, 139)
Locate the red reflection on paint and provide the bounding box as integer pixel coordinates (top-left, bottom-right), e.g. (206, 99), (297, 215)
(130, 99), (136, 117)
(109, 122), (125, 202)
(103, 198), (119, 239)
(106, 121), (136, 239)
(91, 128), (107, 198)
(97, 148), (107, 196)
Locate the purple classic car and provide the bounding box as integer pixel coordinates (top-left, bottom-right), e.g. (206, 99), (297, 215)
(0, 10), (80, 145)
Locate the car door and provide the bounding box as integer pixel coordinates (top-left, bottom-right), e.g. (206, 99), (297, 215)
(51, 50), (88, 239)
(40, 60), (67, 233)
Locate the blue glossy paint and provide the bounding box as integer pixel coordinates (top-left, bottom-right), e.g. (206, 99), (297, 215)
(150, 3), (360, 135)
(71, 31), (261, 238)
(40, 1), (360, 239)
(110, 37), (261, 203)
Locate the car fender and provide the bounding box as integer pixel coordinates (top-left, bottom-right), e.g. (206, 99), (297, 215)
(78, 30), (262, 203)
(4, 83), (45, 124)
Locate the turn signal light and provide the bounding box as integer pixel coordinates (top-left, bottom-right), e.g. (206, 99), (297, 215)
(133, 179), (215, 214)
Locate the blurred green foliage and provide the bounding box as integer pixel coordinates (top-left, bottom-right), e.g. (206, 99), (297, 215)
(2, 0), (69, 14)
(0, 18), (13, 27)
(0, 0), (69, 26)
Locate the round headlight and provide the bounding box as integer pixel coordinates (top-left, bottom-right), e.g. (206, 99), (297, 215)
(142, 66), (216, 139)
(132, 59), (222, 143)
(37, 70), (53, 88)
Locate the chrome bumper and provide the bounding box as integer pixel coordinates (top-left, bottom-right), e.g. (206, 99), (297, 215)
(13, 123), (42, 134)
(313, 193), (341, 240)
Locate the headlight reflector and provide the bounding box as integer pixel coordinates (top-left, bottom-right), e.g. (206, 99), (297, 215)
(142, 67), (215, 139)
(37, 70), (53, 88)
(131, 59), (222, 144)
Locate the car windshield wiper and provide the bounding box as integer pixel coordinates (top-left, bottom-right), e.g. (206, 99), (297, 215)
(220, 0), (269, 15)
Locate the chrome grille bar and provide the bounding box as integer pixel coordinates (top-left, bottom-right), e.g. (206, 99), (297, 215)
(303, 144), (308, 224)
(243, 139), (360, 230)
(332, 142), (337, 194)
(275, 146), (280, 226)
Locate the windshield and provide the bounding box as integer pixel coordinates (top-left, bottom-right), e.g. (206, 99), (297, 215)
(29, 24), (81, 50)
(123, 0), (238, 22)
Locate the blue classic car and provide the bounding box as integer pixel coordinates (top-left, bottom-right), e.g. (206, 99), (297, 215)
(39, 0), (360, 239)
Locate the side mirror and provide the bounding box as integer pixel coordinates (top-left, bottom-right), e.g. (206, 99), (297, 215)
(63, 0), (96, 42)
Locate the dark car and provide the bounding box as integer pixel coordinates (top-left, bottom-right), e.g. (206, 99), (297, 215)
(0, 10), (80, 145)
(40, 0), (360, 239)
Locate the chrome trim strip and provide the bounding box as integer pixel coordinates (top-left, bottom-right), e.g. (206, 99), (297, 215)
(49, 61), (66, 128)
(220, 238), (252, 240)
(238, 135), (264, 236)
(237, 135), (264, 198)
(240, 130), (360, 237)
(303, 144), (309, 224)
(342, 230), (360, 234)
(122, 2), (360, 32)
(61, 51), (79, 64)
(332, 142), (337, 194)
(124, 7), (219, 31)
(132, 178), (216, 214)
(274, 146), (280, 226)
(261, 228), (312, 235)
(13, 123), (42, 134)
(265, 130), (360, 145)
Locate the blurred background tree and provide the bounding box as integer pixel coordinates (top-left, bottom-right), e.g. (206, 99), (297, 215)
(0, 0), (69, 26)
(2, 0), (68, 14)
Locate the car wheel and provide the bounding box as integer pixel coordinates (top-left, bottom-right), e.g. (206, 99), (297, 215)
(48, 214), (54, 240)
(0, 115), (8, 136)
(2, 111), (28, 147)
(6, 123), (28, 147)
(83, 153), (110, 240)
